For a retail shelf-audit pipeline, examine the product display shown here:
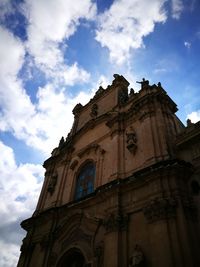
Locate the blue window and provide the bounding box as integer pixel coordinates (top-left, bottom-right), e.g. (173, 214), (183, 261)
(75, 162), (95, 200)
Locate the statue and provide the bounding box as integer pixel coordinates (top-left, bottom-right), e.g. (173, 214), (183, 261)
(129, 88), (135, 97)
(129, 245), (145, 267)
(136, 78), (149, 89)
(59, 136), (65, 147)
(187, 119), (193, 127)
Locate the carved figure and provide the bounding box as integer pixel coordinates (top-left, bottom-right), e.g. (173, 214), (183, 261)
(136, 78), (149, 89)
(126, 129), (137, 154)
(129, 245), (145, 267)
(129, 88), (135, 97)
(59, 136), (65, 147)
(187, 119), (193, 127)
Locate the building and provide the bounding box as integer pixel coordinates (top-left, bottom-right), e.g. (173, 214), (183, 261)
(17, 75), (200, 267)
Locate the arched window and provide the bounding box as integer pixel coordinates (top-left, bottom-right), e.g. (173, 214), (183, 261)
(75, 162), (95, 200)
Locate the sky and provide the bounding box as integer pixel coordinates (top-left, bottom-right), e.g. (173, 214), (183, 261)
(0, 0), (200, 266)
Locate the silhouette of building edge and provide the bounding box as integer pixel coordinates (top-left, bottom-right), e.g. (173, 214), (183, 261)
(17, 75), (200, 267)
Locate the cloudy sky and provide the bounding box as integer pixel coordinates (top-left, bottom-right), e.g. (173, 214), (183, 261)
(0, 0), (200, 266)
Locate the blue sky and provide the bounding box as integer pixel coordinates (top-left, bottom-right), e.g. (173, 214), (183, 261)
(0, 0), (200, 266)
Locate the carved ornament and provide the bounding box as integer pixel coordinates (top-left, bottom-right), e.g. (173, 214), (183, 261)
(126, 128), (137, 154)
(47, 172), (58, 194)
(129, 245), (145, 267)
(90, 103), (98, 118)
(103, 213), (128, 232)
(143, 197), (177, 223)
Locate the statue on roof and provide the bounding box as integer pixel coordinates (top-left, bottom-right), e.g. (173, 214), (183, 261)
(136, 78), (149, 89)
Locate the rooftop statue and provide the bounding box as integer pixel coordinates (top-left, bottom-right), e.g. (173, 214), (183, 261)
(136, 78), (149, 89)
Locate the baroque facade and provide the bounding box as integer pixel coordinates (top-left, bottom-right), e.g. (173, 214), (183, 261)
(17, 75), (200, 267)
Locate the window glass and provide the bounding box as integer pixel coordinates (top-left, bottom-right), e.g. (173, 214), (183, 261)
(75, 162), (95, 200)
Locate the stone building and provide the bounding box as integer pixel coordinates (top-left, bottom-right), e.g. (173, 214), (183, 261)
(17, 75), (200, 267)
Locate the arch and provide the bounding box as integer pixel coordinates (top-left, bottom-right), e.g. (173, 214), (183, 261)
(57, 248), (88, 267)
(74, 161), (96, 200)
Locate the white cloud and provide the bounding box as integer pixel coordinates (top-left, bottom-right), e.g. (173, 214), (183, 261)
(187, 110), (200, 123)
(23, 0), (96, 83)
(0, 14), (93, 156)
(171, 0), (184, 19)
(0, 25), (35, 135)
(184, 41), (191, 49)
(95, 0), (167, 65)
(0, 141), (44, 267)
(0, 0), (12, 21)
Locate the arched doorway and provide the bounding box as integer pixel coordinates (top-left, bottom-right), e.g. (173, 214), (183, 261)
(57, 248), (88, 267)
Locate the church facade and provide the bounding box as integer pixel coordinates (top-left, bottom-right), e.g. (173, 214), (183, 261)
(17, 75), (200, 267)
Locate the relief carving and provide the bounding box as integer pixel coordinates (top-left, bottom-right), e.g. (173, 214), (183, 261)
(129, 245), (145, 267)
(143, 197), (177, 223)
(47, 172), (58, 194)
(126, 128), (137, 154)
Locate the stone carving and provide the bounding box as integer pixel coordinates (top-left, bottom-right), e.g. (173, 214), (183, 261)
(94, 86), (105, 97)
(129, 245), (145, 267)
(90, 103), (98, 118)
(112, 74), (130, 87)
(118, 87), (128, 106)
(187, 119), (193, 127)
(72, 103), (83, 115)
(103, 213), (128, 232)
(157, 82), (162, 88)
(136, 78), (149, 89)
(59, 136), (65, 147)
(129, 88), (135, 98)
(143, 197), (177, 223)
(47, 172), (58, 194)
(126, 129), (137, 154)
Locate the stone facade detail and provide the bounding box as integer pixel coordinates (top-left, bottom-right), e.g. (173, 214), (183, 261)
(126, 128), (137, 154)
(17, 75), (200, 267)
(103, 213), (128, 232)
(129, 245), (145, 267)
(143, 197), (177, 223)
